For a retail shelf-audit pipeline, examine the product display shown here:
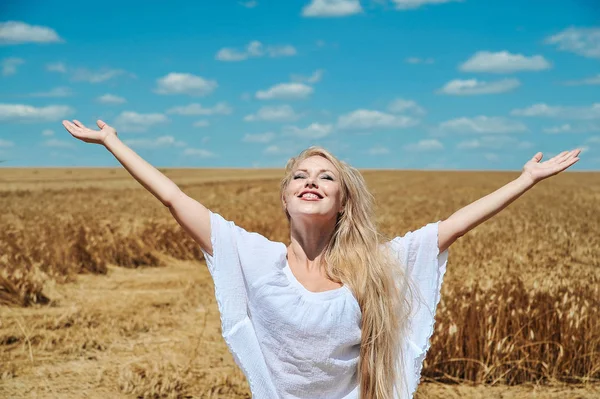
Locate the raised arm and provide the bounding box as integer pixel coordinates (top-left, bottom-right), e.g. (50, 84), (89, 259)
(62, 119), (213, 256)
(437, 149), (581, 253)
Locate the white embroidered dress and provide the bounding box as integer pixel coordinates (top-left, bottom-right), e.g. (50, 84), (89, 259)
(200, 211), (449, 398)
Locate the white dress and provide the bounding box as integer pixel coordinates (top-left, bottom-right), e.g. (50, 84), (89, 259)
(199, 211), (449, 399)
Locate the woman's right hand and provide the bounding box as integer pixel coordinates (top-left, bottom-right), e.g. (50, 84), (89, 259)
(62, 119), (117, 145)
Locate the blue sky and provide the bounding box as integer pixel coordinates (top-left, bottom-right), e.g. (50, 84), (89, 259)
(1, 0), (599, 170)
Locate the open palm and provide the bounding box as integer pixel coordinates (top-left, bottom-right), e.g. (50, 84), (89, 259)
(62, 119), (117, 145)
(522, 149), (581, 184)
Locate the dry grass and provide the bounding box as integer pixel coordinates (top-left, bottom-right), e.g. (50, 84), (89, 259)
(1, 168), (599, 397)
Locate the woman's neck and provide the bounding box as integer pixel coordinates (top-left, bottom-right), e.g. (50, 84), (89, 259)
(288, 218), (336, 272)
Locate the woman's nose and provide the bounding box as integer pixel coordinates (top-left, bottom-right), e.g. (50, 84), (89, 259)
(305, 177), (317, 187)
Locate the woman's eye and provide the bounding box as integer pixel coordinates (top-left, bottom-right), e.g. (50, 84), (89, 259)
(293, 174), (333, 180)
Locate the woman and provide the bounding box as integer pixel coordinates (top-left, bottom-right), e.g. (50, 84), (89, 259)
(62, 119), (581, 398)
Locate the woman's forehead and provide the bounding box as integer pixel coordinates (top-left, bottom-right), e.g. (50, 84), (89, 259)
(296, 155), (336, 171)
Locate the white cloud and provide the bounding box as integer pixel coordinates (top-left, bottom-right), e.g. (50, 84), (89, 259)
(511, 103), (600, 120)
(302, 0), (362, 17)
(405, 57), (434, 64)
(542, 123), (600, 133)
(193, 120), (210, 128)
(403, 139), (443, 151)
(267, 45), (297, 57)
(243, 132), (276, 143)
(0, 139), (14, 147)
(0, 103), (73, 122)
(216, 40), (297, 61)
(183, 148), (216, 157)
(543, 124), (573, 134)
(263, 145), (290, 155)
(42, 129), (54, 136)
(439, 116), (527, 134)
(97, 94), (126, 104)
(244, 105), (300, 122)
(337, 109), (418, 130)
(216, 48), (249, 61)
(438, 78), (520, 95)
(456, 135), (524, 149)
(114, 111), (168, 132)
(29, 87), (73, 98)
(367, 145), (390, 155)
(124, 135), (186, 149)
(392, 0), (462, 10)
(291, 69), (324, 84)
(239, 1), (257, 7)
(1, 57), (24, 75)
(387, 98), (426, 115)
(585, 136), (600, 144)
(48, 63), (127, 88)
(71, 68), (127, 83)
(256, 83), (314, 100)
(167, 102), (232, 115)
(0, 21), (62, 45)
(576, 145), (590, 154)
(456, 139), (482, 149)
(484, 153), (499, 162)
(460, 51), (551, 73)
(155, 73), (217, 96)
(246, 40), (263, 55)
(517, 141), (534, 150)
(563, 74), (600, 86)
(283, 123), (333, 139)
(42, 139), (75, 148)
(46, 62), (66, 73)
(545, 27), (600, 59)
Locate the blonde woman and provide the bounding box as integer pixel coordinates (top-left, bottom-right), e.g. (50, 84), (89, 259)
(62, 119), (581, 398)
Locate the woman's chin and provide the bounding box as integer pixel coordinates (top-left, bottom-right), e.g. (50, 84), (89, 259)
(290, 209), (336, 221)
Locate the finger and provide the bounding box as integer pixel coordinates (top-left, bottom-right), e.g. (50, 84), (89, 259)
(563, 150), (578, 161)
(558, 150), (578, 164)
(548, 151), (569, 164)
(96, 119), (107, 129)
(62, 120), (80, 133)
(73, 119), (87, 128)
(557, 156), (580, 172)
(531, 152), (543, 162)
(550, 151), (572, 165)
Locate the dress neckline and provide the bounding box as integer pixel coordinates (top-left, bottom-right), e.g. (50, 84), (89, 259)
(278, 242), (350, 300)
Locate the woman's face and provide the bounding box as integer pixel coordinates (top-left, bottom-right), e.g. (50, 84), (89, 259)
(284, 155), (344, 223)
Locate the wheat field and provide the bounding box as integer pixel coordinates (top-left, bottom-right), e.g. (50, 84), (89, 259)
(1, 167), (599, 398)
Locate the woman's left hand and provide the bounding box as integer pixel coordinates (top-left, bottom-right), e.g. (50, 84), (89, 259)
(521, 149), (581, 184)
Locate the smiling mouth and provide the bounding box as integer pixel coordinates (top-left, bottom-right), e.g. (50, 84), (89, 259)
(299, 193), (322, 200)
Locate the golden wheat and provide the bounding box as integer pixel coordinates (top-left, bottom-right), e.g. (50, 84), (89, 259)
(0, 168), (598, 397)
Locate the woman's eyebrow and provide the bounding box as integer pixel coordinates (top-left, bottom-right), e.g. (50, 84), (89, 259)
(295, 168), (335, 174)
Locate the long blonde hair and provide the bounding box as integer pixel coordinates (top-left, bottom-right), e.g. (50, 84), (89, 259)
(280, 146), (414, 398)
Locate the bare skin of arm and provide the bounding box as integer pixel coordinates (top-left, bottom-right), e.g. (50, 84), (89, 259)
(62, 119), (213, 256)
(437, 149), (581, 253)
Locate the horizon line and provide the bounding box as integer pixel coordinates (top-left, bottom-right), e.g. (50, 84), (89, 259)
(1, 166), (598, 173)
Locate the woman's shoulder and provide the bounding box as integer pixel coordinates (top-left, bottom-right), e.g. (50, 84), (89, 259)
(210, 211), (285, 247)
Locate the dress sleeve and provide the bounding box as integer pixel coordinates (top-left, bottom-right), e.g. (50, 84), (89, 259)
(199, 211), (250, 336)
(388, 221), (449, 397)
(199, 211), (281, 397)
(199, 211), (281, 335)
